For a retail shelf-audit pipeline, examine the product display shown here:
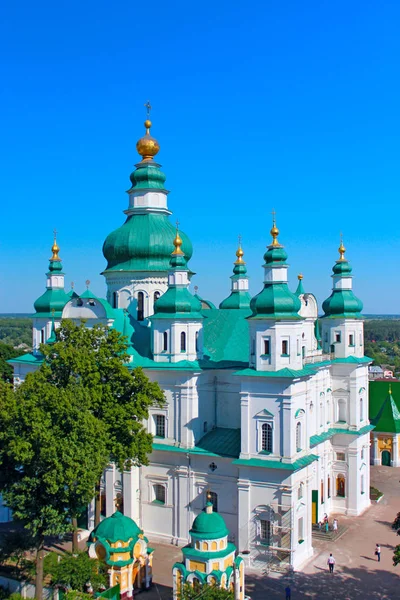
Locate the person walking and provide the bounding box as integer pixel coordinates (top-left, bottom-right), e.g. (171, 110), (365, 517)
(327, 553), (336, 573)
(333, 518), (338, 532)
(285, 585), (291, 599)
(325, 520), (329, 533)
(375, 543), (381, 562)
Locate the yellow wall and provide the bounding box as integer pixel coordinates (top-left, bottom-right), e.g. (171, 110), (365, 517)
(110, 551), (130, 562)
(212, 562), (219, 571)
(189, 561), (206, 573)
(378, 437), (393, 451)
(224, 556), (233, 569)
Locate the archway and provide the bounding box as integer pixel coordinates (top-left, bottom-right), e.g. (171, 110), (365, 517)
(382, 450), (391, 466)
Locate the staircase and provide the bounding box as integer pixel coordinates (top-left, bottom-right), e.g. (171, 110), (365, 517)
(312, 523), (348, 542)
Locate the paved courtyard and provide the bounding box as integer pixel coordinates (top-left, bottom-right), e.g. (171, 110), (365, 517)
(148, 466), (400, 600)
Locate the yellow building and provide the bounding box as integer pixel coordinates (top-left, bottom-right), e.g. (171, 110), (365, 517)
(173, 498), (245, 600)
(370, 382), (400, 467)
(88, 511), (154, 599)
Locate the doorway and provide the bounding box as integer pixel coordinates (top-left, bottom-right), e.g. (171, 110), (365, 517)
(382, 450), (391, 466)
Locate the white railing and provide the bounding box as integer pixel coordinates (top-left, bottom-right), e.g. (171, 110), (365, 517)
(303, 353), (333, 365)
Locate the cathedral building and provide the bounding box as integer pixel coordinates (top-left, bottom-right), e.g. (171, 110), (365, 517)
(10, 117), (373, 571)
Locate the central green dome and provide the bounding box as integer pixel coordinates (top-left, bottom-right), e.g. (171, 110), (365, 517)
(103, 213), (193, 273)
(89, 511), (141, 543)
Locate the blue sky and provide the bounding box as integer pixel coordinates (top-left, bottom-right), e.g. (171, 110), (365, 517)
(1, 0), (400, 313)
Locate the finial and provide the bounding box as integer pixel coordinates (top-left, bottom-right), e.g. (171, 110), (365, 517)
(338, 233), (346, 261)
(172, 221), (184, 256)
(136, 101), (160, 161)
(235, 234), (245, 264)
(389, 383), (392, 394)
(194, 285), (199, 294)
(50, 229), (61, 261)
(71, 281), (74, 289)
(205, 489), (213, 513)
(85, 279), (90, 289)
(270, 209), (280, 246)
(298, 273), (303, 280)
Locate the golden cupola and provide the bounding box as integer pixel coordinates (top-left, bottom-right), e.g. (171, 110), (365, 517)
(136, 119), (160, 162)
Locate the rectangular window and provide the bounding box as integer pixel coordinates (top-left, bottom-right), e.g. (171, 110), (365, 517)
(41, 329), (45, 344)
(349, 334), (354, 346)
(298, 517), (304, 542)
(282, 340), (289, 355)
(263, 339), (270, 355)
(261, 423), (273, 452)
(259, 519), (271, 544)
(361, 474), (365, 494)
(336, 452), (345, 461)
(153, 484), (166, 504)
(155, 414), (166, 438)
(335, 332), (341, 343)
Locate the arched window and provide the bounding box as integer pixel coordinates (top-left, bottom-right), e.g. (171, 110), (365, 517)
(163, 331), (168, 352)
(338, 399), (346, 422)
(360, 398), (364, 421)
(137, 292), (144, 321)
(298, 482), (303, 500)
(208, 491), (218, 512)
(154, 291), (160, 303)
(261, 423), (272, 452)
(336, 475), (345, 497)
(195, 331), (199, 352)
(153, 484), (166, 504)
(327, 475), (331, 498)
(112, 292), (118, 308)
(40, 329), (45, 344)
(155, 414), (166, 438)
(321, 480), (324, 503)
(296, 422), (302, 451)
(180, 331), (186, 352)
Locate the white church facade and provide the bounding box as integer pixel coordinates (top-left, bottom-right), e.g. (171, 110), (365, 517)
(10, 117), (372, 571)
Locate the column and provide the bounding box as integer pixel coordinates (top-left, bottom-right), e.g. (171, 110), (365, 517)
(347, 449), (359, 516)
(237, 478), (251, 563)
(373, 436), (380, 466)
(240, 393), (250, 457)
(105, 465), (115, 517)
(392, 436), (399, 467)
(123, 468), (140, 522)
(282, 398), (292, 458)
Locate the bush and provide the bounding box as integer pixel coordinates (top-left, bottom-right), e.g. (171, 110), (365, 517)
(45, 552), (107, 593)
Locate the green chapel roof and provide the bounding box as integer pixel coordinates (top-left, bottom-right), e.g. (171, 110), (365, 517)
(219, 244), (251, 310)
(89, 511), (142, 544)
(249, 282), (302, 320)
(295, 275), (305, 296)
(33, 288), (70, 317)
(322, 245), (363, 319)
(369, 382), (400, 434)
(190, 506), (229, 540)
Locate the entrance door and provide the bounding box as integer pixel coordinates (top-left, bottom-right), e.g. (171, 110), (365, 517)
(312, 490), (318, 524)
(382, 450), (391, 466)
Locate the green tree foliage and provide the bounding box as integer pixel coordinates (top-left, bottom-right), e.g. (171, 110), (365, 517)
(0, 343), (24, 383)
(0, 379), (109, 600)
(44, 551), (107, 592)
(0, 530), (37, 571)
(39, 321), (165, 523)
(0, 318), (32, 348)
(391, 512), (400, 566)
(181, 584), (234, 600)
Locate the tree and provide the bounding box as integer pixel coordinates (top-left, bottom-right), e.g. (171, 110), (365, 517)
(44, 551), (107, 593)
(181, 584), (234, 600)
(39, 321), (165, 524)
(0, 342), (24, 383)
(0, 379), (109, 600)
(391, 512), (400, 566)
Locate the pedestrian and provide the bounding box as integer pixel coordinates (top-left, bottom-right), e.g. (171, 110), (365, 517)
(375, 543), (381, 562)
(327, 553), (336, 573)
(318, 521), (322, 530)
(325, 520), (329, 533)
(285, 585), (291, 599)
(324, 513), (328, 523)
(333, 518), (338, 532)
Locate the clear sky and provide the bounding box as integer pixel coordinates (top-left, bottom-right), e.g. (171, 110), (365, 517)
(1, 0), (400, 313)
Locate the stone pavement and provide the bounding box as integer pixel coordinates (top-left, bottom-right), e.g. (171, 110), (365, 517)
(147, 466), (400, 600)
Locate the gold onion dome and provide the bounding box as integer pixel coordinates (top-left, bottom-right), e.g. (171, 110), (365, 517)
(50, 233), (60, 261)
(172, 227), (184, 256)
(270, 220), (280, 246)
(235, 239), (245, 264)
(136, 119), (160, 161)
(338, 236), (346, 261)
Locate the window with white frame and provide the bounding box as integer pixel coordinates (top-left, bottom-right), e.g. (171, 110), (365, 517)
(259, 519), (271, 545)
(298, 482), (304, 500)
(261, 423), (273, 452)
(361, 474), (365, 494)
(162, 331), (168, 352)
(154, 414), (166, 438)
(281, 339), (289, 356)
(298, 517), (304, 542)
(263, 338), (270, 356)
(336, 452), (345, 461)
(153, 484), (166, 504)
(296, 422), (302, 451)
(338, 399), (347, 422)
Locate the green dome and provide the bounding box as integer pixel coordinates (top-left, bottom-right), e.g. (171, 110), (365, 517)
(34, 287), (70, 317)
(153, 254), (203, 319)
(190, 506), (229, 540)
(264, 245), (288, 265)
(89, 511), (141, 544)
(103, 213), (193, 273)
(322, 289), (363, 318)
(129, 162), (167, 191)
(250, 283), (302, 319)
(333, 260), (352, 275)
(219, 290), (251, 309)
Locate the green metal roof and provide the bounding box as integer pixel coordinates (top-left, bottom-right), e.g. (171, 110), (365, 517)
(89, 511), (141, 544)
(189, 507), (230, 540)
(233, 454), (319, 471)
(369, 381), (400, 434)
(202, 308), (251, 366)
(235, 366), (316, 378)
(33, 288), (70, 316)
(8, 352), (43, 365)
(182, 543), (236, 560)
(310, 424), (374, 447)
(102, 213), (193, 273)
(249, 282), (302, 320)
(195, 428), (241, 458)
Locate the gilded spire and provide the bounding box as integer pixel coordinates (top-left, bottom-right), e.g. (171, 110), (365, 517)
(270, 210), (280, 247)
(50, 229), (61, 261)
(172, 221), (184, 256)
(235, 235), (245, 264)
(338, 233), (346, 261)
(136, 101), (160, 161)
(298, 273), (303, 280)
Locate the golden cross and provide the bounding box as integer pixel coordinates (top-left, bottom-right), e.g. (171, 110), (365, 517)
(85, 279), (90, 289)
(53, 228), (57, 239)
(71, 281), (74, 289)
(144, 100), (152, 117)
(176, 219), (180, 230)
(238, 234), (242, 246)
(271, 209), (276, 223)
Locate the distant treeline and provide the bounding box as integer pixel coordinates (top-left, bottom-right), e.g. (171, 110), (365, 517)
(0, 317), (32, 347)
(364, 320), (400, 343)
